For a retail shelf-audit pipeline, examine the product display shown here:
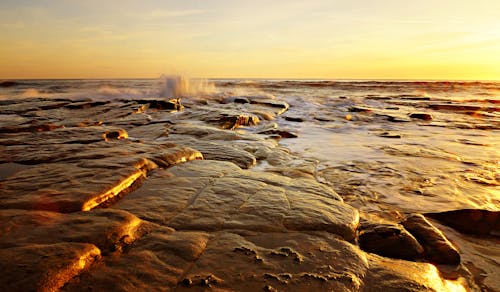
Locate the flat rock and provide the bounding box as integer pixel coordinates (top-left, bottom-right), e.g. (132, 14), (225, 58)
(0, 208), (151, 252)
(63, 229), (469, 291)
(0, 157), (157, 212)
(116, 160), (358, 241)
(164, 136), (256, 169)
(168, 123), (262, 141)
(0, 126), (128, 146)
(64, 227), (208, 291)
(402, 214), (461, 266)
(0, 243), (100, 292)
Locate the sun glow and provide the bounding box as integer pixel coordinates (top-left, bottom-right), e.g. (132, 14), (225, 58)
(0, 0), (499, 80)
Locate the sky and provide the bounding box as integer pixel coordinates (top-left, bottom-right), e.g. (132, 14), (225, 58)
(0, 0), (499, 80)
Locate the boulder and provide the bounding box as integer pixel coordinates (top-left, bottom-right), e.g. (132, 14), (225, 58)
(358, 222), (424, 260)
(402, 214), (461, 266)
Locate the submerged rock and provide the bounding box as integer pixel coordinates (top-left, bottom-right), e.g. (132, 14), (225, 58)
(402, 214), (461, 266)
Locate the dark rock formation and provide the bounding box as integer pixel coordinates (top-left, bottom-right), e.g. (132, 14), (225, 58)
(426, 209), (500, 237)
(409, 112), (433, 120)
(358, 223), (424, 260)
(402, 214), (461, 266)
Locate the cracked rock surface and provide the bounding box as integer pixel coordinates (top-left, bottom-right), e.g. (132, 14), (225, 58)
(0, 97), (474, 291)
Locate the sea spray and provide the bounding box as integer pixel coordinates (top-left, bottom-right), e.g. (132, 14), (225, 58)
(158, 75), (215, 98)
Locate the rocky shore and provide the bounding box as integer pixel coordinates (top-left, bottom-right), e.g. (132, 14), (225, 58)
(0, 95), (495, 291)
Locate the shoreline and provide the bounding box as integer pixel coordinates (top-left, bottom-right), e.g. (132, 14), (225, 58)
(0, 95), (497, 291)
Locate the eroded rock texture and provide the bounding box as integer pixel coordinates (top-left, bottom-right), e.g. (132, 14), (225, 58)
(0, 97), (473, 291)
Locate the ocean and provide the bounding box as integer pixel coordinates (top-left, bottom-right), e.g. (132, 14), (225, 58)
(1, 78), (498, 215)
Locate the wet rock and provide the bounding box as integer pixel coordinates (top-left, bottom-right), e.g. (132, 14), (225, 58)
(284, 116), (304, 122)
(0, 209), (152, 252)
(116, 160), (359, 241)
(132, 98), (184, 111)
(179, 231), (368, 291)
(409, 112), (433, 120)
(149, 145), (203, 168)
(0, 158), (157, 212)
(0, 98), (70, 115)
(349, 106), (374, 113)
(126, 123), (168, 140)
(358, 222), (424, 260)
(169, 123), (260, 141)
(65, 100), (110, 109)
(250, 99), (289, 114)
(222, 96), (251, 104)
(0, 243), (100, 292)
(63, 227), (209, 291)
(426, 209), (500, 237)
(429, 103), (498, 113)
(377, 131), (402, 139)
(364, 254), (467, 291)
(258, 129), (298, 139)
(0, 126), (129, 146)
(402, 214), (461, 266)
(182, 106), (260, 129)
(0, 162), (31, 180)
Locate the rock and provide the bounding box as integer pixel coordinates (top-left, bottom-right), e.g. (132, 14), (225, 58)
(364, 254), (468, 291)
(169, 123), (258, 141)
(258, 129), (298, 139)
(63, 227), (209, 291)
(349, 106), (374, 113)
(131, 98), (184, 111)
(0, 158), (157, 212)
(402, 214), (461, 266)
(250, 99), (289, 114)
(409, 112), (433, 120)
(284, 116), (304, 122)
(358, 223), (424, 260)
(426, 209), (500, 237)
(181, 106), (260, 129)
(0, 126), (129, 146)
(222, 96), (251, 104)
(163, 136), (256, 169)
(0, 162), (31, 180)
(429, 103), (498, 113)
(64, 100), (110, 109)
(116, 160), (359, 241)
(0, 243), (100, 292)
(0, 208), (151, 252)
(378, 131), (402, 139)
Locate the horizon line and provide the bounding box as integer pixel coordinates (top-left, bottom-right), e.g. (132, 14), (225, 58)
(2, 77), (499, 82)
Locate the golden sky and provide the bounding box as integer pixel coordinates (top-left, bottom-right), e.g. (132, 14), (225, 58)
(1, 0), (499, 80)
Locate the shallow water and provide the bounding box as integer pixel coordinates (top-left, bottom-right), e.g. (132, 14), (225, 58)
(1, 78), (499, 216)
